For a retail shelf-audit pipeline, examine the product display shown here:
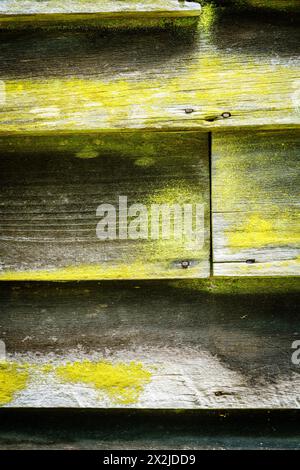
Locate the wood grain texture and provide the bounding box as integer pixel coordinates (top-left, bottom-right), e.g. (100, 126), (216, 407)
(0, 131), (210, 280)
(0, 280), (299, 408)
(0, 6), (299, 132)
(0, 1), (201, 30)
(212, 130), (300, 276)
(0, 0), (201, 15)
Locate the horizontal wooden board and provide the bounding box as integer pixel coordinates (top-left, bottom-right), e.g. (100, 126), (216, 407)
(0, 1), (201, 30)
(0, 6), (298, 132)
(0, 280), (299, 408)
(0, 409), (299, 449)
(210, 0), (300, 12)
(0, 0), (201, 15)
(213, 1), (300, 13)
(0, 131), (210, 280)
(212, 130), (300, 276)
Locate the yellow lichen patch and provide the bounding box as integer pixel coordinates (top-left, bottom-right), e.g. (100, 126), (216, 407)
(0, 260), (204, 281)
(227, 213), (300, 249)
(0, 264), (144, 281)
(1, 34), (298, 133)
(56, 360), (152, 405)
(0, 362), (29, 406)
(199, 4), (216, 32)
(144, 184), (209, 262)
(39, 364), (55, 374)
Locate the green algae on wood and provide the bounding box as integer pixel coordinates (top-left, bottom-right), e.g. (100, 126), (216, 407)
(168, 277), (300, 295)
(0, 362), (29, 405)
(0, 131), (210, 281)
(0, 280), (299, 408)
(0, 1), (201, 30)
(212, 130), (300, 277)
(0, 262), (207, 281)
(226, 213), (300, 249)
(56, 360), (152, 405)
(0, 9), (298, 133)
(0, 62), (298, 133)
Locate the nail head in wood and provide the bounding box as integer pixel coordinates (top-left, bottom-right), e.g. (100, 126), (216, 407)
(181, 260), (191, 269)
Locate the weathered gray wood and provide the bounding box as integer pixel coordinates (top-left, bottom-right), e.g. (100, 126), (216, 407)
(0, 0), (201, 16)
(0, 409), (299, 449)
(0, 7), (298, 132)
(0, 280), (299, 408)
(0, 1), (201, 30)
(212, 130), (300, 276)
(0, 131), (210, 280)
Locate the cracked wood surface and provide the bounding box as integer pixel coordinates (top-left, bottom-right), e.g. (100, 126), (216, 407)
(0, 280), (299, 408)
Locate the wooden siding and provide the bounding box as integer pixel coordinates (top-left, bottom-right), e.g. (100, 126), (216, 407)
(0, 7), (298, 133)
(0, 132), (210, 280)
(0, 280), (299, 408)
(0, 1), (201, 31)
(212, 130), (300, 276)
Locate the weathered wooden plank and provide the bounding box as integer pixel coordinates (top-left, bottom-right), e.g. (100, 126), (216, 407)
(0, 0), (201, 16)
(0, 280), (299, 408)
(0, 131), (210, 280)
(0, 1), (201, 30)
(0, 409), (299, 449)
(0, 6), (298, 132)
(212, 1), (300, 13)
(212, 130), (300, 276)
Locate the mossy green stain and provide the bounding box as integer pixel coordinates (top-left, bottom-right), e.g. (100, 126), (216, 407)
(169, 277), (300, 294)
(0, 44), (297, 133)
